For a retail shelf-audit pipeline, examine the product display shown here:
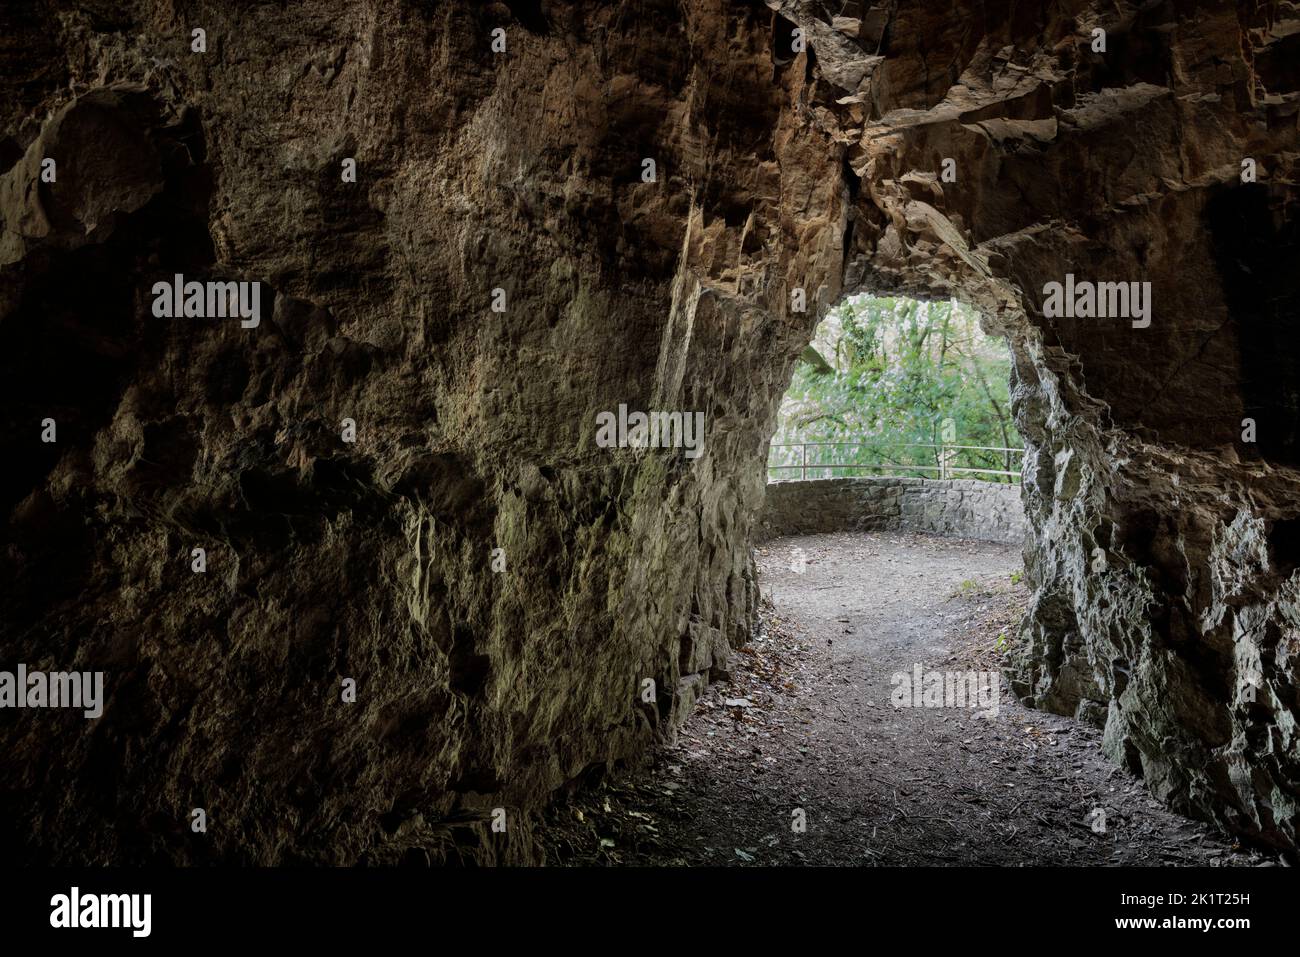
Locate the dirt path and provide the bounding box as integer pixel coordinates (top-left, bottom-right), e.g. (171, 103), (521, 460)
(545, 532), (1270, 866)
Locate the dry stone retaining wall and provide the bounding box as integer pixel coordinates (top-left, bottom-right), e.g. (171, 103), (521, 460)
(759, 477), (1025, 545)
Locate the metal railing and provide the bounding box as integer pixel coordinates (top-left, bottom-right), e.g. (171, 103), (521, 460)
(767, 441), (1023, 483)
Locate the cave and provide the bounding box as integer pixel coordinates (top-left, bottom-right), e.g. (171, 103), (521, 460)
(0, 0), (1298, 874)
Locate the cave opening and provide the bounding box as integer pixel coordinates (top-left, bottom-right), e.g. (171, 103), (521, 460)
(2, 0), (1297, 888)
(766, 294), (1021, 485)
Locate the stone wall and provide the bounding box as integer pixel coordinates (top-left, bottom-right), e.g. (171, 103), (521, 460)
(2, 1), (1297, 863)
(759, 477), (1025, 545)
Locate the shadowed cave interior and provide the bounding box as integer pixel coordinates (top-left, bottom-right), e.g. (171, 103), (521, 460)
(0, 0), (1298, 865)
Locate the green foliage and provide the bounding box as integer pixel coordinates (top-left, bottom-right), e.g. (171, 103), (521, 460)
(770, 296), (1021, 482)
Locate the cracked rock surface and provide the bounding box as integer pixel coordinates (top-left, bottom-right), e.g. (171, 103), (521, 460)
(1, 1), (1297, 862)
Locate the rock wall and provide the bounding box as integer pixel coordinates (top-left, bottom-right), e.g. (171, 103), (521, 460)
(1, 0), (1297, 862)
(0, 0), (814, 866)
(759, 0), (1300, 855)
(759, 477), (1025, 544)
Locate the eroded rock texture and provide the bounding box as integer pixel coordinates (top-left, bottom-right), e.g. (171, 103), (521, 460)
(1, 0), (1297, 862)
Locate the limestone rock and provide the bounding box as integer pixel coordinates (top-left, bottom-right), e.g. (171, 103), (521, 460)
(0, 0), (1296, 862)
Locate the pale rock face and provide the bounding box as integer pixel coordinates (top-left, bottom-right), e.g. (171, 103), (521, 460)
(0, 1), (1296, 862)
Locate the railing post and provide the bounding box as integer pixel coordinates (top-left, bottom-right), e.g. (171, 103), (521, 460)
(775, 437), (1021, 483)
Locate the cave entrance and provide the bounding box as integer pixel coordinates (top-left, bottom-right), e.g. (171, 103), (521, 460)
(644, 298), (1252, 864)
(767, 295), (1021, 485)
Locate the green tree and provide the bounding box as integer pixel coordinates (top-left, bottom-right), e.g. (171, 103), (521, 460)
(770, 296), (1020, 482)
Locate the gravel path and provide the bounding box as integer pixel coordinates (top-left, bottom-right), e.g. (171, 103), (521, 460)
(545, 532), (1269, 866)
